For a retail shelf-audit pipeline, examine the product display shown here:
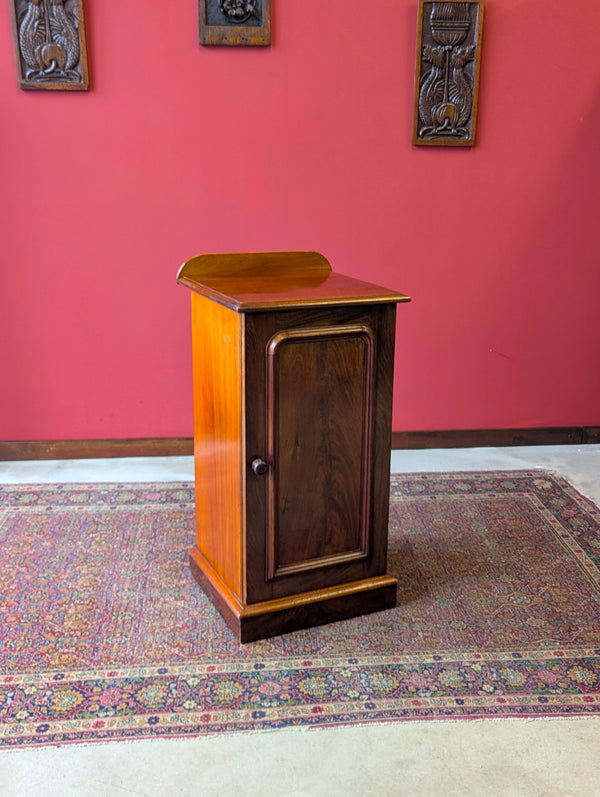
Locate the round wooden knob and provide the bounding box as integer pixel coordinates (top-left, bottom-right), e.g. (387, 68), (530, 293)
(251, 458), (268, 475)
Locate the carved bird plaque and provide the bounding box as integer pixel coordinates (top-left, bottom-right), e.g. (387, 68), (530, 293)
(9, 0), (89, 90)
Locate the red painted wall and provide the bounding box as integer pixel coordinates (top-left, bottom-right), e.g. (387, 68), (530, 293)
(1, 0), (599, 441)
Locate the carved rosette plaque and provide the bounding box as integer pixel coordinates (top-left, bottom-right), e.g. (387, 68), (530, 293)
(199, 0), (270, 46)
(413, 0), (484, 146)
(9, 0), (89, 90)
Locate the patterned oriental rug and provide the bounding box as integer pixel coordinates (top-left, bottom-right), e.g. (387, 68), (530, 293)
(1, 471), (600, 749)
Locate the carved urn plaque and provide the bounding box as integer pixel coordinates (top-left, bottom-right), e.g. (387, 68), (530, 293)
(199, 0), (270, 46)
(413, 0), (484, 146)
(9, 0), (89, 90)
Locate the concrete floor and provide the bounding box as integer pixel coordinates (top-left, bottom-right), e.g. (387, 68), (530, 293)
(1, 445), (599, 797)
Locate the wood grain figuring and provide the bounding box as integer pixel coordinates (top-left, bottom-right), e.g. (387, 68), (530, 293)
(190, 292), (244, 600)
(177, 252), (409, 312)
(190, 551), (398, 642)
(179, 251), (332, 280)
(179, 251), (407, 640)
(232, 581), (398, 643)
(266, 325), (375, 580)
(243, 304), (397, 605)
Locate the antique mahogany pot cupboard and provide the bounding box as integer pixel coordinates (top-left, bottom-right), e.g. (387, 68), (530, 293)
(177, 251), (410, 642)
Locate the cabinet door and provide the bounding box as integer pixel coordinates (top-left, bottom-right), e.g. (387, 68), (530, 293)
(244, 304), (396, 603)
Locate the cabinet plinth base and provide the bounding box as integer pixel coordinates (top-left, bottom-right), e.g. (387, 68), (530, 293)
(189, 548), (398, 643)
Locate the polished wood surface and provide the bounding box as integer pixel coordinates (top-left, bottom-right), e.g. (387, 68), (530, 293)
(177, 251), (409, 312)
(242, 304), (397, 605)
(179, 250), (332, 279)
(266, 325), (374, 581)
(189, 292), (244, 599)
(179, 251), (407, 640)
(189, 553), (398, 643)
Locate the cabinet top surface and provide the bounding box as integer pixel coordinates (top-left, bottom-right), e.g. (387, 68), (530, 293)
(176, 251), (410, 312)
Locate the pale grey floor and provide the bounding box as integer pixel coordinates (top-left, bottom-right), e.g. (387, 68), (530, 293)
(1, 445), (599, 797)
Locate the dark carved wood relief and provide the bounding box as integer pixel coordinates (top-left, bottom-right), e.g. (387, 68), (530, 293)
(219, 1), (259, 24)
(9, 0), (89, 91)
(199, 0), (270, 46)
(413, 0), (483, 146)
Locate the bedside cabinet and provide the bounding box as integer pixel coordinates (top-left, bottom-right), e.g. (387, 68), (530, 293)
(177, 251), (410, 642)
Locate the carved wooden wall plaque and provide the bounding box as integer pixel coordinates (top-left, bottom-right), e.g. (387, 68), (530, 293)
(199, 0), (270, 46)
(413, 0), (484, 146)
(9, 0), (89, 90)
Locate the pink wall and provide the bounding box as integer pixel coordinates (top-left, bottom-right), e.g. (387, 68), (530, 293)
(2, 0), (599, 441)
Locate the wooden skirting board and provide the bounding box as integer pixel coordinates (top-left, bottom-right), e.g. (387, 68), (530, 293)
(0, 437), (194, 461)
(391, 427), (600, 449)
(1, 428), (599, 461)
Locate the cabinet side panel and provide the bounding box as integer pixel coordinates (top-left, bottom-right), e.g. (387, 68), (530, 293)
(191, 293), (244, 599)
